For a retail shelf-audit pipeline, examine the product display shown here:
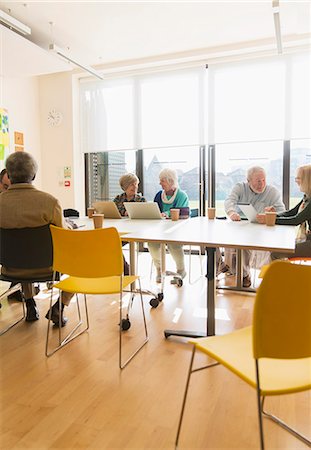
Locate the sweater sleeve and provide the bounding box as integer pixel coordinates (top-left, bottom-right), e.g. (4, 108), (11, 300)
(276, 200), (311, 226)
(52, 199), (65, 228)
(174, 190), (189, 208)
(154, 191), (163, 211)
(268, 187), (286, 213)
(224, 184), (243, 215)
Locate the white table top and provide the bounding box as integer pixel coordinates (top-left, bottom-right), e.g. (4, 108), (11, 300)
(76, 216), (296, 254)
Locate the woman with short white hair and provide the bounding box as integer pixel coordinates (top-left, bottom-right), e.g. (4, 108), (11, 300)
(149, 168), (189, 283)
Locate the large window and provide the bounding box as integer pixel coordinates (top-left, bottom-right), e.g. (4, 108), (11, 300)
(215, 141), (283, 215)
(81, 52), (310, 214)
(140, 70), (201, 148)
(85, 151), (136, 206)
(80, 80), (134, 153)
(213, 58), (286, 143)
(143, 146), (200, 209)
(290, 139), (311, 207)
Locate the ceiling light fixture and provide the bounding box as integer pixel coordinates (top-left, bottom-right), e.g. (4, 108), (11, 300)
(272, 0), (283, 54)
(0, 9), (31, 35)
(49, 43), (104, 80)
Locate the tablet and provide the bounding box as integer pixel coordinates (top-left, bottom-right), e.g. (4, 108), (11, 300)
(92, 201), (123, 219)
(237, 203), (258, 222)
(124, 202), (163, 219)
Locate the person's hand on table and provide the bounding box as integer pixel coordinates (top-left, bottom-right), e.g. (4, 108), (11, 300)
(264, 206), (276, 212)
(161, 212), (168, 218)
(229, 211), (241, 221)
(256, 213), (266, 224)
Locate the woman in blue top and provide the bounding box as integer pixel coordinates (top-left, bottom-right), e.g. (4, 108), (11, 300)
(149, 168), (189, 283)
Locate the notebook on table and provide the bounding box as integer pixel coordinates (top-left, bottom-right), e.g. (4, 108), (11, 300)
(237, 203), (258, 223)
(92, 201), (123, 219)
(124, 202), (163, 219)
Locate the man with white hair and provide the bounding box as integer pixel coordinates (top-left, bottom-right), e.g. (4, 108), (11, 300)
(222, 166), (285, 287)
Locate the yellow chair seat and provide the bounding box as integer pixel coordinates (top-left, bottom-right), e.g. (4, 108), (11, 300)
(191, 327), (311, 396)
(54, 275), (138, 295)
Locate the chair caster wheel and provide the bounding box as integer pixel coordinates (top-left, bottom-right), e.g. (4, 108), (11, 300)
(171, 277), (183, 287)
(157, 292), (164, 301)
(150, 298), (160, 308)
(121, 318), (131, 331)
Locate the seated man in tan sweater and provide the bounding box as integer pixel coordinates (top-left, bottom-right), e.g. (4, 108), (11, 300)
(0, 152), (72, 326)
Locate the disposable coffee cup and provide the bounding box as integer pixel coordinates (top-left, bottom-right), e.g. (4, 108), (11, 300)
(87, 207), (95, 218)
(265, 211), (277, 226)
(207, 207), (216, 219)
(170, 209), (180, 221)
(93, 213), (104, 229)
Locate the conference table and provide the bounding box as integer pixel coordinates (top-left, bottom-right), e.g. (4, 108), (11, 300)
(75, 216), (296, 337)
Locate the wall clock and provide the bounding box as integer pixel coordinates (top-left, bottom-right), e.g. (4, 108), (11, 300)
(47, 109), (63, 126)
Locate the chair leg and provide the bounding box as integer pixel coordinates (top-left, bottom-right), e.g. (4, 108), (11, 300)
(119, 277), (149, 369)
(45, 292), (89, 357)
(175, 345), (196, 449)
(0, 285), (25, 336)
(261, 397), (311, 446)
(255, 360), (265, 450)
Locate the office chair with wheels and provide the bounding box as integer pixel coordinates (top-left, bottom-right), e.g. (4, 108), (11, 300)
(175, 260), (311, 449)
(46, 226), (148, 368)
(63, 209), (79, 218)
(0, 225), (54, 335)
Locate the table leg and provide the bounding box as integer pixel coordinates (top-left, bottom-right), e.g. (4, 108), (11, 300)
(164, 246), (216, 339)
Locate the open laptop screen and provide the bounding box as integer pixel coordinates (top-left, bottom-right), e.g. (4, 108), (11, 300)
(92, 201), (122, 219)
(124, 202), (163, 219)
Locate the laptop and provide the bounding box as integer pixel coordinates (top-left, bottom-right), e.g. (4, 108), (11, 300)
(92, 201), (123, 219)
(124, 202), (163, 219)
(237, 203), (258, 223)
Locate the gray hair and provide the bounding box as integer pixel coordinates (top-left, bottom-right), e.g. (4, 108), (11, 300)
(6, 152), (38, 184)
(159, 168), (179, 189)
(247, 166), (266, 181)
(119, 173), (139, 191)
(0, 168), (7, 183)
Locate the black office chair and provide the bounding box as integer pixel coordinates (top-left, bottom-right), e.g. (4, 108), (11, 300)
(0, 225), (54, 335)
(63, 209), (79, 218)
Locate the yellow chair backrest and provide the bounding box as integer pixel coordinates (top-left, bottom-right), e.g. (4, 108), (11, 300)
(253, 260), (311, 360)
(50, 225), (123, 278)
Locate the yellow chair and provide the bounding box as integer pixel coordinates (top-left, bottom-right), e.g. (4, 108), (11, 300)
(259, 256), (311, 279)
(46, 226), (148, 368)
(175, 261), (311, 449)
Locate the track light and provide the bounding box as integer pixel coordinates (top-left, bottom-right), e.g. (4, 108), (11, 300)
(0, 9), (31, 35)
(272, 0), (283, 54)
(49, 43), (104, 80)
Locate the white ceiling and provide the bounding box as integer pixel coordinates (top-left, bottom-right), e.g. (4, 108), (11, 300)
(0, 1), (310, 77)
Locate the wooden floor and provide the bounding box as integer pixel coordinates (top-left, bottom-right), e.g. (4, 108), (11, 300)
(0, 253), (310, 450)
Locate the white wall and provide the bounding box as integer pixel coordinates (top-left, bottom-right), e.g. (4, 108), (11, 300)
(1, 76), (42, 187)
(38, 72), (77, 209)
(1, 71), (83, 212)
